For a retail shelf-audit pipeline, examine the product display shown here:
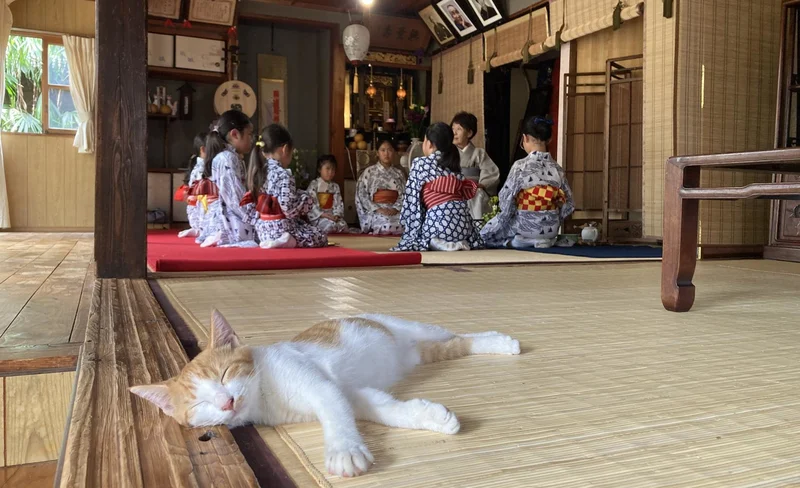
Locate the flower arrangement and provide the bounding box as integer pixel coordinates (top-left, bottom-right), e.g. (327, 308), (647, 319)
(288, 148), (314, 189)
(480, 196), (501, 228)
(405, 104), (429, 140)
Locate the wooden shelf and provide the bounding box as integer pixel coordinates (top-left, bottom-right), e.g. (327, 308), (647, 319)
(147, 113), (177, 121)
(148, 66), (226, 84)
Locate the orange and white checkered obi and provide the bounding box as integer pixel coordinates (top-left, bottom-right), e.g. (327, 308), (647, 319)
(516, 185), (566, 211)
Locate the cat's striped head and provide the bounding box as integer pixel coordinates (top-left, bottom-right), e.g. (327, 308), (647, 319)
(130, 310), (256, 427)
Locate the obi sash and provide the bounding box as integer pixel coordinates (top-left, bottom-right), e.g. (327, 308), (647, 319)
(240, 192), (286, 221)
(422, 175), (478, 209)
(461, 166), (481, 182)
(373, 189), (399, 205)
(516, 185), (566, 211)
(317, 192), (334, 210)
(190, 179), (219, 211)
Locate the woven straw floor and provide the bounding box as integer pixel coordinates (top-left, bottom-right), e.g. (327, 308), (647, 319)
(156, 259), (800, 487)
(334, 235), (660, 265)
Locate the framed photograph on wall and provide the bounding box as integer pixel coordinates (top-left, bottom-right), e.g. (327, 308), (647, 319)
(175, 36), (226, 73)
(188, 0), (237, 26)
(436, 0), (478, 37)
(466, 0), (503, 27)
(147, 33), (174, 68)
(148, 0), (182, 19)
(259, 78), (287, 128)
(419, 5), (456, 45)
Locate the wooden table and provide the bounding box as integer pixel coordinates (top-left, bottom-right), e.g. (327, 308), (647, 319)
(662, 148), (800, 312)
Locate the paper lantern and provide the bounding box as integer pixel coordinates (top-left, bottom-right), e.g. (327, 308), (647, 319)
(343, 23), (370, 63)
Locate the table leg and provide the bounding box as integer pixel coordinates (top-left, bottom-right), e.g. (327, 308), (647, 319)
(661, 162), (700, 312)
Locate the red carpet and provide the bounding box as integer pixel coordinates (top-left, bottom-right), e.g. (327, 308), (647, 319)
(147, 230), (421, 272)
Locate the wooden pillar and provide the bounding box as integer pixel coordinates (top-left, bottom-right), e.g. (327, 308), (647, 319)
(330, 29), (347, 189)
(95, 0), (148, 278)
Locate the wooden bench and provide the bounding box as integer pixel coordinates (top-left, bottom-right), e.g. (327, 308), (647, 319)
(56, 279), (259, 487)
(661, 148), (800, 312)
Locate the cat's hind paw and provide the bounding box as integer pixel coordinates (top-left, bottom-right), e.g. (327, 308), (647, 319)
(471, 335), (521, 355)
(410, 399), (461, 435)
(326, 441), (374, 478)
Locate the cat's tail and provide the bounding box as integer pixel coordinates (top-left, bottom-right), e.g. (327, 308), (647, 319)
(417, 332), (521, 364)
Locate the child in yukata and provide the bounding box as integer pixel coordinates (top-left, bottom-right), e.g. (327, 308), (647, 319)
(195, 111), (257, 248)
(451, 112), (500, 222)
(356, 140), (406, 235)
(242, 124), (327, 249)
(306, 155), (349, 234)
(480, 116), (574, 249)
(393, 122), (483, 252)
(175, 132), (207, 239)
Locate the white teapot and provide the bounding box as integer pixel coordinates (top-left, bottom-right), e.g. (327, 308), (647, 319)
(580, 222), (600, 244)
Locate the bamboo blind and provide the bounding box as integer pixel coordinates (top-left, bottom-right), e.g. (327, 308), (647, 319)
(483, 7), (549, 67)
(546, 0), (644, 47)
(676, 0), (782, 246)
(431, 40), (485, 147)
(642, 0), (677, 237)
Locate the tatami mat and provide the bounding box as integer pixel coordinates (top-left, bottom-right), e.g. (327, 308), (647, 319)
(156, 261), (800, 487)
(333, 235), (660, 265)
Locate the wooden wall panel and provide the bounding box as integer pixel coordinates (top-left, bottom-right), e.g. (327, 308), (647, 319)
(676, 0), (782, 246)
(5, 371), (75, 466)
(2, 134), (95, 230)
(4, 0), (96, 230)
(10, 0), (95, 37)
(642, 0), (677, 237)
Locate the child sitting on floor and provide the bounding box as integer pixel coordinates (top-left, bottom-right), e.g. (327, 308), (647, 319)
(242, 124), (328, 249)
(175, 132), (207, 239)
(306, 155), (349, 235)
(480, 116), (574, 249)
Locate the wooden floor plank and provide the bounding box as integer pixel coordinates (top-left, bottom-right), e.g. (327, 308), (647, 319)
(5, 372), (75, 466)
(0, 343), (80, 377)
(0, 242), (76, 338)
(1, 378), (5, 467)
(69, 263), (95, 344)
(0, 461), (58, 488)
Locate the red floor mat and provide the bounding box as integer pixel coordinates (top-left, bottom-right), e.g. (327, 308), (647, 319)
(146, 231), (421, 272)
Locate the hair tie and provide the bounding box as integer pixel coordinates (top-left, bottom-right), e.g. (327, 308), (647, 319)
(255, 135), (265, 148)
(534, 117), (554, 126)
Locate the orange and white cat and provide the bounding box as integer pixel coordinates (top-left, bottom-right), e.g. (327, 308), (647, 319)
(130, 311), (520, 478)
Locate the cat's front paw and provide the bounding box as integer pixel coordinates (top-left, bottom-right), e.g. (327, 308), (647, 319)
(325, 440), (374, 478)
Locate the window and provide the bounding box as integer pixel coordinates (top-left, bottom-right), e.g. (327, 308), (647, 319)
(2, 32), (79, 134)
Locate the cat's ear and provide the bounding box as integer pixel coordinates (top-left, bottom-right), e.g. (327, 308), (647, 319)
(129, 383), (175, 417)
(210, 309), (241, 349)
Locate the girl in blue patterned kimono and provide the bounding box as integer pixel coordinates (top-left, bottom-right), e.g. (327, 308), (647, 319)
(480, 117), (574, 249)
(196, 110), (257, 248)
(392, 123), (484, 252)
(176, 132), (207, 239)
(242, 124), (327, 249)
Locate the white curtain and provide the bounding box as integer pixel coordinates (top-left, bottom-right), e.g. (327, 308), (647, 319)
(62, 35), (95, 153)
(0, 1), (15, 229)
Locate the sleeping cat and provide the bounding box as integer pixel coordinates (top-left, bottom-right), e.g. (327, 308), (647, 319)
(130, 311), (521, 478)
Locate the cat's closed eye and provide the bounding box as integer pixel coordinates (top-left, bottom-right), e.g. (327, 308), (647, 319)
(221, 366), (231, 384)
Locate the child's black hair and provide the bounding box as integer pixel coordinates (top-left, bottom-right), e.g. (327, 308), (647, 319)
(316, 154), (337, 174)
(522, 116), (553, 143)
(183, 132), (207, 184)
(246, 123), (294, 200)
(203, 110), (252, 178)
(425, 122), (461, 173)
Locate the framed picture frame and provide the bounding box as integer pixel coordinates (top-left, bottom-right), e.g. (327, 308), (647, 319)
(465, 0), (503, 27)
(147, 33), (174, 68)
(419, 5), (456, 45)
(436, 0), (478, 37)
(188, 0), (237, 26)
(148, 0), (182, 19)
(259, 78), (287, 128)
(174, 36), (226, 73)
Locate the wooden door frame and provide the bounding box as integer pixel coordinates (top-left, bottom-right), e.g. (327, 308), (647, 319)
(238, 13), (347, 189)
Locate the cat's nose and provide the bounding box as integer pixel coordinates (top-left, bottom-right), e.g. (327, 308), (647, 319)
(221, 397), (234, 411)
